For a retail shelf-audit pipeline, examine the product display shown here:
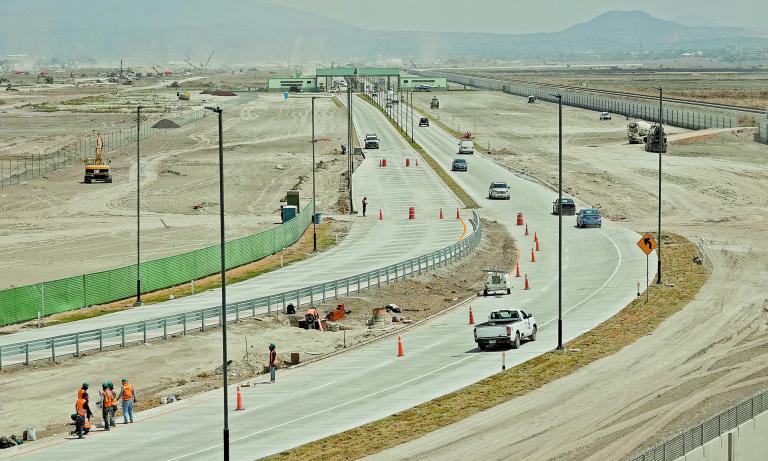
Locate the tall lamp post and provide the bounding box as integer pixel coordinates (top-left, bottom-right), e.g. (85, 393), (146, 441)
(311, 96), (318, 251)
(205, 105), (229, 461)
(410, 91), (415, 143)
(134, 106), (143, 306)
(656, 88), (663, 285)
(555, 94), (564, 351)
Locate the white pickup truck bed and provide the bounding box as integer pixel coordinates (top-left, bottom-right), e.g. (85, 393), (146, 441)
(474, 309), (537, 350)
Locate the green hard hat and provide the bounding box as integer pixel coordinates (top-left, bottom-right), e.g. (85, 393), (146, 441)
(82, 382), (89, 389)
(121, 378), (128, 383)
(102, 382), (108, 389)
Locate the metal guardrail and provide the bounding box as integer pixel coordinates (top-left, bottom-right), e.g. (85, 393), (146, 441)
(627, 388), (768, 461)
(0, 212), (481, 369)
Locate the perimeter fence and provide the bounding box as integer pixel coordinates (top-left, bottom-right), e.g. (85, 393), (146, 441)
(413, 70), (745, 131)
(0, 212), (481, 368)
(758, 120), (768, 144)
(627, 389), (768, 461)
(1, 102), (234, 189)
(0, 202), (313, 326)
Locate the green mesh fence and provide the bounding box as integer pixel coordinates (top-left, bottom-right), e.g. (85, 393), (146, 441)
(0, 202), (313, 325)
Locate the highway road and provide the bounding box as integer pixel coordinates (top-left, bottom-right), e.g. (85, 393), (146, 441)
(1, 93), (653, 461)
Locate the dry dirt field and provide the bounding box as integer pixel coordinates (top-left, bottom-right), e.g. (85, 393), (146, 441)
(412, 90), (768, 459)
(0, 220), (513, 442)
(0, 78), (351, 289)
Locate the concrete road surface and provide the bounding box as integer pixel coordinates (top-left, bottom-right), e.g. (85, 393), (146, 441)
(0, 95), (651, 461)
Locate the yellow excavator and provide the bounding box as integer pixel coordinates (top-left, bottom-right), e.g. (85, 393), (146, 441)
(83, 133), (112, 183)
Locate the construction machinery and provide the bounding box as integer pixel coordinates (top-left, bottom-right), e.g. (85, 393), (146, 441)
(430, 96), (440, 109)
(83, 133), (112, 184)
(627, 120), (651, 144)
(644, 124), (667, 153)
(528, 95), (536, 103)
(178, 90), (190, 101)
(37, 73), (54, 84)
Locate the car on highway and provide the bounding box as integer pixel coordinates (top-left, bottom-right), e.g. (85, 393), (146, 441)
(474, 309), (537, 350)
(451, 158), (468, 172)
(458, 139), (474, 154)
(552, 198), (576, 215)
(414, 85), (432, 91)
(488, 181), (510, 200)
(364, 134), (380, 149)
(419, 117), (429, 127)
(599, 112), (612, 120)
(577, 208), (602, 228)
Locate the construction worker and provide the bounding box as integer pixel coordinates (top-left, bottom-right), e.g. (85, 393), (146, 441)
(98, 383), (113, 431)
(362, 197), (368, 217)
(305, 307), (319, 329)
(268, 343), (277, 383)
(74, 392), (93, 439)
(118, 378), (137, 424)
(107, 382), (117, 428)
(77, 382), (89, 400)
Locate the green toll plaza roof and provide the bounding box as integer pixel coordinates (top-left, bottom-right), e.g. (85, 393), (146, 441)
(316, 67), (401, 77)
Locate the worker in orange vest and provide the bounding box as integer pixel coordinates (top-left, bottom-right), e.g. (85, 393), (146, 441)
(74, 393), (93, 439)
(77, 382), (89, 400)
(305, 307), (319, 329)
(98, 382), (113, 431)
(118, 378), (137, 424)
(107, 382), (118, 428)
(268, 343), (277, 383)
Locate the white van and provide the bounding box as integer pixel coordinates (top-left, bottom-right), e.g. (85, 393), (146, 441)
(458, 139), (474, 154)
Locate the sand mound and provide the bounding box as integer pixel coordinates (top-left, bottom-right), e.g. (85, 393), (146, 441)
(152, 119), (180, 129)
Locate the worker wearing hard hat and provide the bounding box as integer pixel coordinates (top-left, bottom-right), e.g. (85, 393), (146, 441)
(98, 383), (114, 431)
(118, 378), (137, 424)
(268, 343), (277, 383)
(106, 382), (118, 428)
(74, 392), (93, 439)
(305, 307), (319, 329)
(77, 382), (89, 400)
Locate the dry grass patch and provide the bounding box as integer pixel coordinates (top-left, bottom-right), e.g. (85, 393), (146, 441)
(265, 232), (708, 461)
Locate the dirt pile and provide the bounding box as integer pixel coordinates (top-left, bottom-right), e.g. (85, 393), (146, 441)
(201, 90), (237, 97)
(152, 119), (180, 129)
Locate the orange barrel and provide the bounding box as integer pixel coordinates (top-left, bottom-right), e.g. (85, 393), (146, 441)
(408, 207), (415, 220)
(516, 212), (524, 226)
(406, 158), (411, 167)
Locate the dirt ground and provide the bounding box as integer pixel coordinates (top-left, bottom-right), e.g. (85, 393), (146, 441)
(412, 90), (768, 459)
(0, 219), (513, 442)
(0, 84), (350, 288)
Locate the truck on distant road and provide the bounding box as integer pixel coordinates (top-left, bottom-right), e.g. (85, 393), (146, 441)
(474, 309), (537, 350)
(627, 120), (651, 144)
(364, 134), (379, 149)
(645, 124), (667, 153)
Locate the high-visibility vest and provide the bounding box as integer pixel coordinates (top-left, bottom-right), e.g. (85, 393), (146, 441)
(102, 390), (113, 408)
(306, 308), (318, 317)
(110, 389), (118, 407)
(269, 350), (277, 364)
(77, 388), (86, 400)
(121, 383), (134, 401)
(76, 398), (87, 417)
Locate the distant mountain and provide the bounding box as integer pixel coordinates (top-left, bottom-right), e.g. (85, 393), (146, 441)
(0, 4), (765, 65)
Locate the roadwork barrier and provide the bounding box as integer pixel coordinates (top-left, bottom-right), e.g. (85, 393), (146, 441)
(0, 201), (313, 326)
(0, 211), (481, 368)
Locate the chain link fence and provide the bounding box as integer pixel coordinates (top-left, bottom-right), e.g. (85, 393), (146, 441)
(1, 102), (234, 189)
(0, 201), (313, 326)
(758, 120), (768, 144)
(627, 389), (768, 461)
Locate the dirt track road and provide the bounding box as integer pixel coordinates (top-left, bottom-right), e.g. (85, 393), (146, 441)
(373, 91), (768, 460)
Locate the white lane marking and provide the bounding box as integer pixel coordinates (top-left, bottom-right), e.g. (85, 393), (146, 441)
(166, 355), (476, 461)
(541, 229), (623, 327)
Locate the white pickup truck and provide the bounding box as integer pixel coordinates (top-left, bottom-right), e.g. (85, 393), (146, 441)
(473, 309), (537, 350)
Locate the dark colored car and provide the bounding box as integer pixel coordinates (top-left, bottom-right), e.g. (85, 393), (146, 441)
(451, 158), (468, 172)
(577, 208), (602, 228)
(419, 117), (429, 127)
(552, 198), (576, 215)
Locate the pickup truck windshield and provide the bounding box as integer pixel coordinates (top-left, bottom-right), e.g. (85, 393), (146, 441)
(490, 311), (520, 320)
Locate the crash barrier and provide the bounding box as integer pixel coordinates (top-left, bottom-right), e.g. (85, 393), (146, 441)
(1, 102), (235, 189)
(0, 212), (481, 368)
(626, 388), (768, 461)
(758, 120), (768, 144)
(0, 202), (313, 326)
(412, 70), (745, 131)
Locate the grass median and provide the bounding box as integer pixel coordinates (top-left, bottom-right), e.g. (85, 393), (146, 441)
(357, 94), (479, 209)
(264, 232), (709, 461)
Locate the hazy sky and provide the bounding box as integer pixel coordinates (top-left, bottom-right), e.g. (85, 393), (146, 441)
(265, 0), (768, 33)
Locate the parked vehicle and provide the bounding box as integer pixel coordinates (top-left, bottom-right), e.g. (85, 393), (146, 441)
(474, 309), (537, 350)
(488, 181), (510, 200)
(364, 134), (380, 149)
(577, 208), (602, 228)
(483, 269), (511, 296)
(552, 198), (576, 215)
(451, 158), (468, 172)
(419, 117), (429, 127)
(600, 112), (612, 120)
(528, 95), (536, 103)
(458, 139), (474, 154)
(430, 97), (439, 109)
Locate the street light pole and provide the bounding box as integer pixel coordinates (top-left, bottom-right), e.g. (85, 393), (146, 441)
(556, 94), (563, 351)
(657, 88), (663, 285)
(205, 105), (229, 461)
(134, 106), (143, 307)
(347, 85), (354, 214)
(410, 91), (415, 143)
(311, 97), (317, 251)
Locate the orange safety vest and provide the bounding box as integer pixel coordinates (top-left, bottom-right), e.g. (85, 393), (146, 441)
(76, 398), (87, 417)
(110, 389), (119, 407)
(306, 308), (318, 317)
(101, 390), (113, 407)
(121, 383), (133, 401)
(77, 388), (86, 400)
(269, 350), (277, 364)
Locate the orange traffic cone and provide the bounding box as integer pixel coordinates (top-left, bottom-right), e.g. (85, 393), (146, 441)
(535, 238), (540, 252)
(439, 208), (444, 219)
(531, 248), (536, 263)
(534, 232), (539, 243)
(379, 209), (383, 220)
(397, 336), (405, 357)
(236, 386), (245, 411)
(524, 224), (529, 236)
(524, 274), (530, 290)
(469, 306), (475, 325)
(406, 158), (411, 167)
(456, 208), (461, 219)
(515, 261), (521, 277)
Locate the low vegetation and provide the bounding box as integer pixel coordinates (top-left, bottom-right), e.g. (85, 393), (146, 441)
(266, 232), (709, 461)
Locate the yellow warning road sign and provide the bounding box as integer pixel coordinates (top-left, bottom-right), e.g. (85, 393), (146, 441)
(637, 233), (657, 255)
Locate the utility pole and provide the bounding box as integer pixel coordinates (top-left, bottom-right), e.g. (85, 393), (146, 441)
(556, 94), (563, 351)
(347, 85), (354, 214)
(311, 97), (317, 251)
(134, 106), (143, 306)
(657, 88), (663, 285)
